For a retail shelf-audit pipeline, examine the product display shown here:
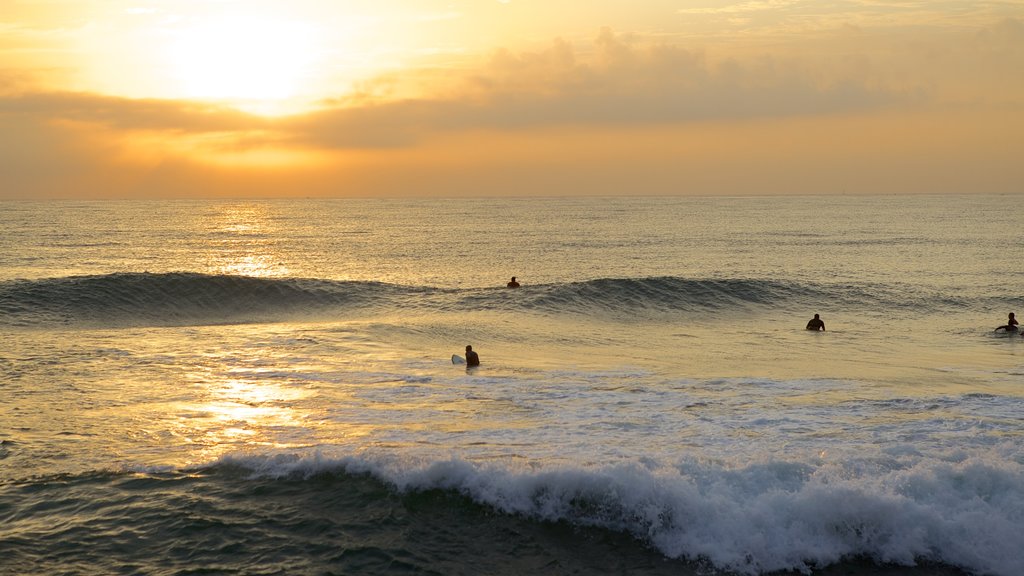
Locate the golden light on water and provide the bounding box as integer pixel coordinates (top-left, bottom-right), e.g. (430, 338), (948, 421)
(207, 203), (290, 277)
(177, 363), (313, 462)
(219, 255), (285, 278)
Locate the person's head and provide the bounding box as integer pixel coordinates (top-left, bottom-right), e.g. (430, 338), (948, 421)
(1010, 312), (1016, 319)
(813, 314), (820, 319)
(511, 277), (516, 282)
(466, 345), (473, 352)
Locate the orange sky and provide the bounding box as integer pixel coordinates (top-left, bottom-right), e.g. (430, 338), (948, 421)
(1, 1), (1023, 198)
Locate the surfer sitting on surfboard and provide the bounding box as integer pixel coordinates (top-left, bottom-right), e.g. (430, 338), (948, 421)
(465, 345), (480, 366)
(507, 276), (520, 288)
(806, 314), (825, 331)
(995, 312), (1018, 333)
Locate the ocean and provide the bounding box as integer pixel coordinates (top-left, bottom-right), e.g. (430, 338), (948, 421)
(1, 195), (1021, 576)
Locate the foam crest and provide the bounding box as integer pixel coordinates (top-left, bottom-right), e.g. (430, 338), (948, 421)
(211, 449), (1024, 576)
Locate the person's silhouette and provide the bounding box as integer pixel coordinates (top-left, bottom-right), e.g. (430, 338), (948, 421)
(806, 314), (825, 331)
(465, 345), (480, 366)
(996, 312), (1018, 333)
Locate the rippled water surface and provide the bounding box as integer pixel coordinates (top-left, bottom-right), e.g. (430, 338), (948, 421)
(1, 196), (1022, 576)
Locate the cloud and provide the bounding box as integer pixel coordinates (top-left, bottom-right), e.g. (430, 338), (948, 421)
(287, 28), (917, 149)
(675, 1), (1024, 35)
(1, 24), (1021, 198)
(978, 16), (1024, 45)
(0, 87), (301, 198)
(0, 91), (264, 132)
(2, 28), (918, 154)
(677, 0), (803, 16)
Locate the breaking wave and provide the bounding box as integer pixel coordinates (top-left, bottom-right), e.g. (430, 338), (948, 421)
(208, 448), (1024, 576)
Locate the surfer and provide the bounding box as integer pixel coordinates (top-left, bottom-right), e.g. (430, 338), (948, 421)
(507, 276), (520, 288)
(465, 345), (480, 366)
(995, 312), (1018, 333)
(805, 314), (825, 331)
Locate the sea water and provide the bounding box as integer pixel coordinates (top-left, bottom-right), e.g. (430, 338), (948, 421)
(1, 195), (1022, 576)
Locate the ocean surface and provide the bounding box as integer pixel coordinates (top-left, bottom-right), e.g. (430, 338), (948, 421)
(1, 195), (1022, 576)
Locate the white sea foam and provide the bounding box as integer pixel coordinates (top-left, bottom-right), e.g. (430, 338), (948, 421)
(216, 446), (1024, 576)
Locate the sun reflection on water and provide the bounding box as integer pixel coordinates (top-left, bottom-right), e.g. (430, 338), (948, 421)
(176, 358), (315, 462)
(205, 203), (290, 277)
(219, 254), (285, 277)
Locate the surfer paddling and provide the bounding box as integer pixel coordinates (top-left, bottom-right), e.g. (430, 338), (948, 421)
(805, 314), (825, 331)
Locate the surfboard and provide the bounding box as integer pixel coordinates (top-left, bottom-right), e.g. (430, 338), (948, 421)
(452, 354), (465, 364)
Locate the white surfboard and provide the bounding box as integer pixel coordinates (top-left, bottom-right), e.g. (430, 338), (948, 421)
(452, 354), (465, 364)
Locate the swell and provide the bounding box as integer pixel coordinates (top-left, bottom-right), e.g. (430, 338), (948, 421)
(0, 272), (984, 328)
(0, 272), (418, 327)
(504, 276), (816, 314)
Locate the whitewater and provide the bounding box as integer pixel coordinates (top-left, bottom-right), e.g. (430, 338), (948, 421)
(1, 195), (1022, 576)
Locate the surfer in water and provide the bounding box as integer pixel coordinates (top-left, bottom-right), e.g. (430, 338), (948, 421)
(806, 314), (825, 331)
(507, 276), (520, 288)
(995, 312), (1018, 333)
(465, 345), (480, 367)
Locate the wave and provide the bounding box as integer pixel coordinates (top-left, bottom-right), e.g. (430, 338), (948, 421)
(205, 449), (1023, 576)
(0, 272), (415, 327)
(4, 448), (1020, 575)
(505, 276), (846, 316)
(0, 272), (978, 328)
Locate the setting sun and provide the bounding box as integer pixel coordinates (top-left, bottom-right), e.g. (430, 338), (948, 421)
(1, 1), (1022, 197)
(165, 14), (320, 103)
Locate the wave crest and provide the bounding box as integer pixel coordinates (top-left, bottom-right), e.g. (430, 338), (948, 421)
(0, 272), (401, 327)
(0, 272), (974, 327)
(209, 449), (1024, 576)
(511, 277), (811, 315)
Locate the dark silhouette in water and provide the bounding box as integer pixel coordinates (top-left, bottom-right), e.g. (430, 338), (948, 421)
(507, 276), (520, 288)
(995, 312), (1018, 333)
(806, 314), (825, 331)
(465, 345), (480, 367)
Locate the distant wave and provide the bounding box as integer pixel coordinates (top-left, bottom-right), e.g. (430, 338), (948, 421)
(501, 277), (818, 315)
(0, 272), (415, 327)
(0, 272), (977, 328)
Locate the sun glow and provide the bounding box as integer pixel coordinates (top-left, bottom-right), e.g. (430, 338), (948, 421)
(166, 14), (320, 104)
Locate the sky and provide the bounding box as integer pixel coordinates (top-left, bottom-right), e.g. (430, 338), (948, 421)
(1, 0), (1023, 198)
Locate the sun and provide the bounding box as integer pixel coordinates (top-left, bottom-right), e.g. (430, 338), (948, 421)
(166, 14), (320, 104)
